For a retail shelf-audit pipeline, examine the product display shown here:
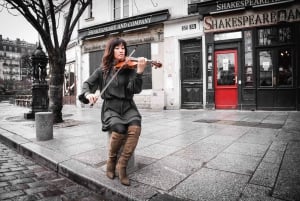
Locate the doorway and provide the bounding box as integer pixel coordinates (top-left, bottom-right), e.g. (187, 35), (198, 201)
(180, 39), (203, 109)
(63, 62), (76, 105)
(214, 49), (238, 109)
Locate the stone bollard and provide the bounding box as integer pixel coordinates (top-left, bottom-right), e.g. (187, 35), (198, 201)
(107, 131), (135, 173)
(35, 112), (53, 141)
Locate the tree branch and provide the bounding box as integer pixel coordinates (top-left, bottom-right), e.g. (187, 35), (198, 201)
(60, 0), (91, 50)
(3, 0), (54, 51)
(38, 0), (51, 36)
(48, 0), (59, 48)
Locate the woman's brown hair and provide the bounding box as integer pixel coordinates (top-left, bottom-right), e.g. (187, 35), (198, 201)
(101, 37), (128, 75)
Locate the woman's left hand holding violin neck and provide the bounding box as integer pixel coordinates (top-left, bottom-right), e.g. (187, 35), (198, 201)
(136, 57), (147, 74)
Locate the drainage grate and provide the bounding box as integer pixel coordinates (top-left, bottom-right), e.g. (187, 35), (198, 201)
(194, 119), (283, 129)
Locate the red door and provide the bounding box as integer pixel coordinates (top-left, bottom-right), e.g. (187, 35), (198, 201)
(214, 50), (238, 109)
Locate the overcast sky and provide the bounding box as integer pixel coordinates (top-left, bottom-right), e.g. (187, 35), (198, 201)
(0, 8), (39, 44)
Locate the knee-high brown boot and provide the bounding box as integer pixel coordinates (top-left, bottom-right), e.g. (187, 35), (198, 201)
(116, 125), (141, 186)
(106, 132), (126, 179)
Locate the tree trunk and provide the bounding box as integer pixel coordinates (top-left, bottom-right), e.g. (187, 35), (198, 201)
(48, 51), (66, 123)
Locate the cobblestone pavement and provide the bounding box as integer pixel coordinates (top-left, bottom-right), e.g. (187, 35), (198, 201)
(0, 141), (109, 201)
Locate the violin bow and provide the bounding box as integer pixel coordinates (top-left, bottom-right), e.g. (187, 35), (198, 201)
(90, 48), (137, 107)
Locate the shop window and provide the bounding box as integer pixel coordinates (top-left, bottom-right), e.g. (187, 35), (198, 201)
(257, 26), (293, 46)
(259, 50), (273, 87)
(278, 48), (292, 87)
(244, 30), (254, 87)
(207, 45), (213, 89)
(113, 0), (129, 20)
(258, 28), (272, 46)
(64, 63), (75, 96)
(89, 43), (152, 90)
(278, 27), (292, 43)
(127, 44), (152, 89)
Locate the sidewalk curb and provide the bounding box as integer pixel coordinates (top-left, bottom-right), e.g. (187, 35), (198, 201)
(0, 127), (142, 201)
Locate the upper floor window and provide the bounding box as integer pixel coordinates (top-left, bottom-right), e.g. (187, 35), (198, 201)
(113, 0), (129, 20)
(87, 1), (93, 19)
(257, 26), (293, 46)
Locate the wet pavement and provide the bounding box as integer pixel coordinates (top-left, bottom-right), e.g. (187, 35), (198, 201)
(0, 101), (299, 201)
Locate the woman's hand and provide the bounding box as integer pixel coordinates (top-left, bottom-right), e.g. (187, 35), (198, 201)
(136, 57), (147, 74)
(86, 93), (98, 104)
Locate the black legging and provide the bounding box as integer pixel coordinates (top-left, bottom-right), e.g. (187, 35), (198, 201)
(111, 120), (141, 134)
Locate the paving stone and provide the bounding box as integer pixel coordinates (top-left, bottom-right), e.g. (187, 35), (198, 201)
(0, 190), (25, 200)
(171, 168), (250, 201)
(206, 152), (261, 175)
(240, 184), (277, 201)
(269, 141), (287, 152)
(280, 152), (300, 176)
(273, 173), (300, 201)
(149, 192), (186, 201)
(131, 155), (203, 190)
(237, 133), (275, 145)
(262, 150), (284, 164)
(174, 142), (226, 162)
(24, 186), (49, 195)
(250, 162), (280, 187)
(72, 148), (108, 166)
(224, 142), (268, 157)
(272, 151), (300, 201)
(201, 135), (238, 146)
(0, 168), (10, 173)
(13, 194), (40, 201)
(159, 133), (206, 148)
(136, 143), (182, 159)
(0, 182), (9, 187)
(10, 178), (35, 185)
(0, 175), (17, 182)
(246, 127), (279, 136)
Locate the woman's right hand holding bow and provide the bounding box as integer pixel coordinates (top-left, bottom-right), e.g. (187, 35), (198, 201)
(86, 93), (98, 104)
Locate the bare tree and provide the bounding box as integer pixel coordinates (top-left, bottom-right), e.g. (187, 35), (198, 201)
(0, 0), (92, 123)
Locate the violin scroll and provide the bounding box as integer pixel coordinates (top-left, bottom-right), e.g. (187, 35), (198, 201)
(150, 60), (162, 68)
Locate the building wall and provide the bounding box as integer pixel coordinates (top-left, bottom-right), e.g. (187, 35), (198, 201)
(79, 0), (188, 30)
(0, 35), (36, 92)
(192, 0), (300, 111)
(71, 0), (194, 109)
(164, 16), (203, 109)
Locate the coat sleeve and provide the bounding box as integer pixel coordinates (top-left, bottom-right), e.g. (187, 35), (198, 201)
(127, 72), (143, 95)
(78, 68), (102, 104)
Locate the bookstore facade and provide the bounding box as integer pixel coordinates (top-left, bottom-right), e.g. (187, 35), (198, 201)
(190, 0), (300, 110)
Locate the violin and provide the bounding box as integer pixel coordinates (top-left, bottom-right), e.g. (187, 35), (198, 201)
(115, 57), (162, 69)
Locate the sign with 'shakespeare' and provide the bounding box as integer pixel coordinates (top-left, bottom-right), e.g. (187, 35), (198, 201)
(204, 5), (300, 32)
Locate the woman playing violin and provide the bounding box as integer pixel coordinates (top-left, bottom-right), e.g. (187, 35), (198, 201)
(78, 37), (147, 186)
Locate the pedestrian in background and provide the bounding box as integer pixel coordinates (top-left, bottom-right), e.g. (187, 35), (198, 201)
(78, 37), (147, 186)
